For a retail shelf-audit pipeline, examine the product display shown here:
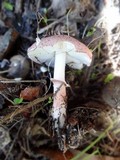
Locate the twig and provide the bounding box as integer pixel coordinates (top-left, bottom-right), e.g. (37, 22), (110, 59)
(66, 9), (72, 36)
(5, 119), (24, 160)
(0, 79), (46, 84)
(0, 69), (9, 74)
(36, 0), (41, 12)
(82, 24), (88, 39)
(37, 14), (70, 35)
(87, 30), (106, 47)
(0, 94), (52, 124)
(0, 91), (14, 104)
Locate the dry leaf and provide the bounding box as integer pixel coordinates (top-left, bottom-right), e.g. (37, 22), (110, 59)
(20, 86), (42, 101)
(38, 148), (74, 160)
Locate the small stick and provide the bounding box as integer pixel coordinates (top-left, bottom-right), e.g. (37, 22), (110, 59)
(37, 14), (70, 35)
(0, 79), (46, 84)
(0, 93), (52, 124)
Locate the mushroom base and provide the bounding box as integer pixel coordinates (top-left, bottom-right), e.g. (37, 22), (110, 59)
(51, 83), (67, 129)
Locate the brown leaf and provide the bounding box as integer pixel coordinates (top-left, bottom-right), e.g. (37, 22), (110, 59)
(38, 148), (74, 160)
(20, 86), (42, 101)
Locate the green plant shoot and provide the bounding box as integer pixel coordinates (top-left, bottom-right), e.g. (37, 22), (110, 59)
(104, 73), (115, 84)
(13, 98), (23, 105)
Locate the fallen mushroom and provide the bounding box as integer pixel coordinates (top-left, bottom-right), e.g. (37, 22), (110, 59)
(27, 35), (92, 149)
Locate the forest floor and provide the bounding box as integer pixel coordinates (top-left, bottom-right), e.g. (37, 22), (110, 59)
(0, 0), (120, 160)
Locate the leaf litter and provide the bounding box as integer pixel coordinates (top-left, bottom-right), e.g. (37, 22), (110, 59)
(0, 0), (120, 159)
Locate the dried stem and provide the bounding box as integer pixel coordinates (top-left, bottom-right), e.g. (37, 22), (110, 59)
(0, 94), (52, 124)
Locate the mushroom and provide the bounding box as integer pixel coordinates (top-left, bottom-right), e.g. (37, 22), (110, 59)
(27, 35), (92, 136)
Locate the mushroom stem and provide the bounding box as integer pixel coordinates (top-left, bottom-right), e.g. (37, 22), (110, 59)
(54, 52), (66, 85)
(51, 52), (67, 129)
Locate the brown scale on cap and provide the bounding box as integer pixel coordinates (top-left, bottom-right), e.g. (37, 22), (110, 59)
(28, 35), (92, 58)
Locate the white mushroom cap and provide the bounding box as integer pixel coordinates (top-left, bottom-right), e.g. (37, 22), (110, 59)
(28, 35), (92, 70)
